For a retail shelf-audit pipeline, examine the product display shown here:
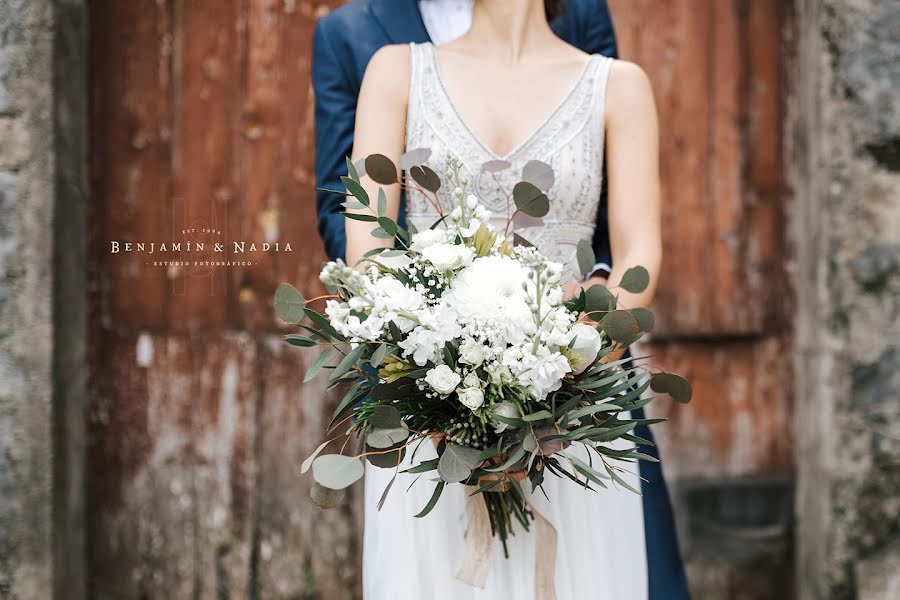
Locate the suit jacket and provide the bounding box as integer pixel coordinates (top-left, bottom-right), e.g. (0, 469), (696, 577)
(312, 0), (618, 264)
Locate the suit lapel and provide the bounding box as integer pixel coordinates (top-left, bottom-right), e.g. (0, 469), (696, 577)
(367, 0), (431, 44)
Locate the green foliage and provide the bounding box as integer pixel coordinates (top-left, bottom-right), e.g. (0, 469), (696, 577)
(274, 283), (306, 324)
(512, 181), (550, 218)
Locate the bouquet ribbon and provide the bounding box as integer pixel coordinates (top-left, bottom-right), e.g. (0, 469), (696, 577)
(456, 487), (558, 600)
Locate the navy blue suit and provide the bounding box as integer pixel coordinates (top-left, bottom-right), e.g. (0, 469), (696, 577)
(312, 2), (689, 598)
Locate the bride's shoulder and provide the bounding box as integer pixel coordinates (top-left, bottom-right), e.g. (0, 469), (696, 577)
(359, 44), (412, 102)
(605, 60), (656, 120)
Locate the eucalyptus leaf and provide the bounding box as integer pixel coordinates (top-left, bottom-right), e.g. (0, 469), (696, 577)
(576, 239), (596, 275)
(369, 405), (402, 429)
(522, 159), (555, 191)
(512, 233), (534, 247)
(410, 165), (441, 192)
(598, 310), (641, 343)
(511, 211), (544, 231)
(650, 373), (693, 403)
(370, 343), (388, 368)
(331, 344), (366, 381)
(619, 266), (650, 294)
(301, 440), (331, 474)
(367, 442), (406, 469)
(513, 181), (550, 218)
(310, 481), (346, 508)
(415, 481), (446, 518)
(584, 284), (616, 318)
(367, 427), (409, 449)
(311, 454), (365, 490)
(437, 443), (483, 483)
(365, 153), (397, 184)
(274, 283), (306, 324)
(630, 307), (655, 332)
(399, 148), (432, 170)
(482, 159), (512, 173)
(304, 347), (334, 382)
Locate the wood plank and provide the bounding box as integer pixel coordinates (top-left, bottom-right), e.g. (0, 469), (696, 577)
(89, 0), (172, 330)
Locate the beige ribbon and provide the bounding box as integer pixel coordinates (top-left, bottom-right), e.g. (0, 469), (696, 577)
(456, 488), (558, 600)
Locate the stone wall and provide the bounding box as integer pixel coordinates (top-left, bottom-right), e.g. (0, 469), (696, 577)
(795, 1), (900, 599)
(0, 0), (56, 598)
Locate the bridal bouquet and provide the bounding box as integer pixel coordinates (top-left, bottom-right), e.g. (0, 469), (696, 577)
(277, 151), (691, 555)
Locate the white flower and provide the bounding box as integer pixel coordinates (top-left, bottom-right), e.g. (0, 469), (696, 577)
(400, 327), (444, 366)
(421, 243), (474, 271)
(371, 250), (413, 271)
(410, 228), (448, 251)
(424, 364), (461, 395)
(450, 206), (463, 221)
(514, 346), (572, 400)
(465, 194), (479, 209)
(486, 361), (511, 385)
(463, 371), (482, 389)
(458, 387), (485, 411)
(569, 323), (604, 373)
(490, 401), (520, 433)
(459, 338), (486, 366)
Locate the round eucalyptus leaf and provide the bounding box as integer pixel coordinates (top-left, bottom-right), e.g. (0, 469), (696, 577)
(576, 239), (596, 275)
(482, 159), (512, 173)
(274, 283), (306, 324)
(369, 405), (402, 428)
(598, 310), (641, 343)
(310, 481), (346, 509)
(522, 160), (555, 191)
(366, 442), (406, 468)
(650, 373), (693, 403)
(630, 307), (655, 332)
(367, 426), (409, 449)
(513, 181), (550, 218)
(619, 266), (650, 294)
(311, 454), (365, 490)
(410, 165), (442, 192)
(399, 148), (432, 170)
(437, 443), (483, 483)
(365, 153), (398, 184)
(584, 284), (617, 318)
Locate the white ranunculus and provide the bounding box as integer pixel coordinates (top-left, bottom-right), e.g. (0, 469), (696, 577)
(569, 323), (604, 373)
(424, 364), (461, 395)
(421, 243), (474, 271)
(410, 228), (448, 251)
(490, 401), (520, 433)
(458, 387), (485, 411)
(459, 338), (486, 366)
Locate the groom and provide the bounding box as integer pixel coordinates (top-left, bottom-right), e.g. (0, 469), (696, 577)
(312, 1), (690, 598)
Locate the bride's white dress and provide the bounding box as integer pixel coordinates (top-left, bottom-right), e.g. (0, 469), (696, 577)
(362, 42), (648, 600)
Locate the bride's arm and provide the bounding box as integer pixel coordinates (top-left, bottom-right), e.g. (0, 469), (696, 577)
(345, 45), (410, 268)
(603, 61), (662, 310)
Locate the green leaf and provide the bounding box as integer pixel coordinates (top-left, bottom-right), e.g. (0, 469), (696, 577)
(301, 440), (331, 473)
(311, 454), (365, 490)
(522, 159), (555, 191)
(377, 216), (398, 236)
(365, 154), (398, 184)
(522, 410), (553, 422)
(598, 310), (641, 344)
(630, 308), (655, 332)
(370, 343), (388, 368)
(576, 239), (596, 275)
(512, 181), (550, 218)
(650, 373), (693, 403)
(410, 165), (441, 192)
(344, 212), (378, 223)
(584, 284), (616, 317)
(369, 405), (402, 429)
(399, 147), (432, 170)
(310, 481), (346, 508)
(331, 344), (366, 381)
(377, 188), (387, 216)
(284, 334), (316, 347)
(346, 157), (360, 182)
(370, 227), (393, 239)
(414, 481), (446, 518)
(304, 347), (334, 382)
(367, 427), (409, 449)
(341, 176), (370, 206)
(305, 308), (345, 341)
(619, 266), (650, 294)
(568, 403), (621, 421)
(366, 442), (407, 469)
(437, 443), (483, 483)
(274, 283), (306, 324)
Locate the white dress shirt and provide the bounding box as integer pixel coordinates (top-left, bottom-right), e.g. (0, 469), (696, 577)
(415, 0), (612, 279)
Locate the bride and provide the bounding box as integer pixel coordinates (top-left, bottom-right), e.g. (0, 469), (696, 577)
(345, 1), (661, 598)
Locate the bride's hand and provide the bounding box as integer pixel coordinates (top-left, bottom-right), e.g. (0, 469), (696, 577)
(562, 275), (609, 300)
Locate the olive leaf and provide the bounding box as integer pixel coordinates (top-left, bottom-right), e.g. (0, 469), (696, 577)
(284, 334), (316, 347)
(274, 283), (306, 324)
(437, 443), (483, 483)
(311, 454), (365, 490)
(410, 165), (441, 192)
(650, 373), (693, 403)
(399, 148), (432, 170)
(620, 266), (650, 294)
(513, 181), (550, 218)
(341, 176), (370, 206)
(346, 157), (361, 182)
(576, 239), (596, 275)
(365, 154), (398, 184)
(522, 159), (555, 191)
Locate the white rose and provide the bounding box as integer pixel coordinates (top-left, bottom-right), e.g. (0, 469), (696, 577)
(458, 387), (485, 411)
(569, 323), (604, 373)
(410, 228), (448, 251)
(490, 401), (520, 433)
(421, 243), (474, 271)
(463, 372), (482, 389)
(459, 338), (486, 366)
(424, 364), (461, 395)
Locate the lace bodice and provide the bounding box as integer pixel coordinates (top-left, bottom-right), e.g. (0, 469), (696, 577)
(405, 42), (613, 283)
